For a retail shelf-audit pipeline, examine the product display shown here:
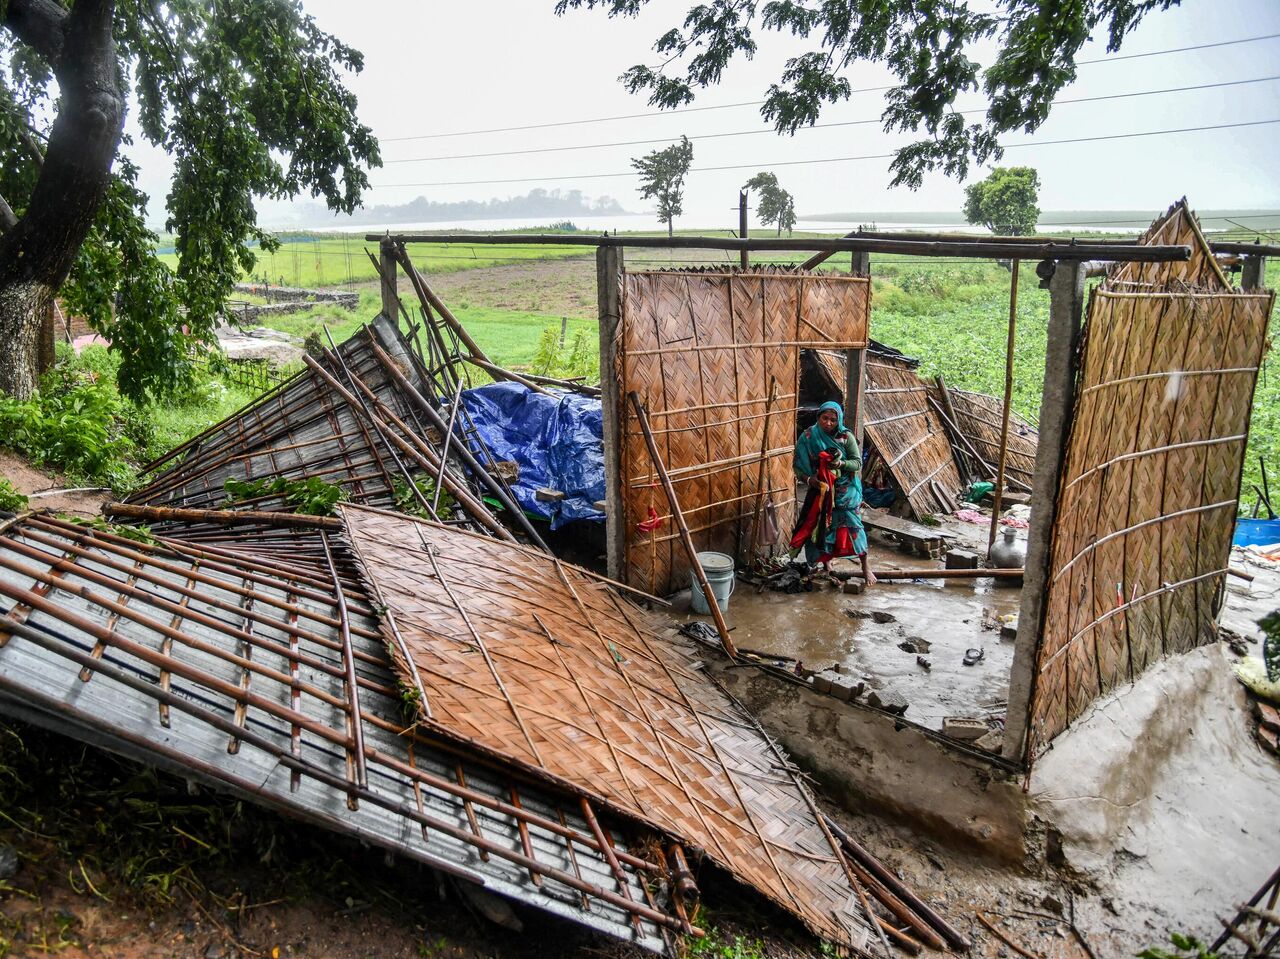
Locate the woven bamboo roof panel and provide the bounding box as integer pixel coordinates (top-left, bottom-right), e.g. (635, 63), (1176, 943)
(930, 386), (1038, 491)
(340, 503), (876, 952)
(618, 270), (870, 595)
(1028, 281), (1275, 757)
(863, 354), (961, 516)
(1108, 198), (1231, 291)
(0, 512), (680, 951)
(126, 318), (508, 542)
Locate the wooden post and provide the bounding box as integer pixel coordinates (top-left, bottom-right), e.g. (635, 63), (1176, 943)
(988, 259), (1020, 556)
(629, 391), (737, 659)
(844, 251), (871, 438)
(1003, 259), (1085, 764)
(747, 377), (779, 561)
(1243, 253), (1268, 291)
(738, 191), (749, 270)
(597, 246), (626, 581)
(379, 236), (398, 321)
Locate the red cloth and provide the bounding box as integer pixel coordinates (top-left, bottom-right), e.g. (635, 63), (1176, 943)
(636, 506), (664, 533)
(789, 452), (837, 550)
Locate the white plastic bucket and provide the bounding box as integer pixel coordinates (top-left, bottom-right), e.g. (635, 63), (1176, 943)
(690, 551), (736, 614)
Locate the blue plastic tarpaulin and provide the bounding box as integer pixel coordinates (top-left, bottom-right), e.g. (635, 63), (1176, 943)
(459, 382), (604, 529)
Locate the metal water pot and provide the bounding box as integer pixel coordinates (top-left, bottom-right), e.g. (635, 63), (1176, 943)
(989, 526), (1027, 568)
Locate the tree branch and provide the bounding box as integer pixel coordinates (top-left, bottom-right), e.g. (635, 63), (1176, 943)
(2, 0), (69, 67)
(0, 193), (17, 234)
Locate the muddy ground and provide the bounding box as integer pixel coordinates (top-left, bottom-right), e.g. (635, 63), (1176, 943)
(0, 715), (1127, 959)
(0, 451), (111, 518)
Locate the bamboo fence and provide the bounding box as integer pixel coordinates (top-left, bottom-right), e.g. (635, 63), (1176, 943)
(0, 511), (680, 949)
(340, 503), (878, 952)
(862, 352), (961, 516)
(618, 267), (869, 595)
(1027, 203), (1275, 757)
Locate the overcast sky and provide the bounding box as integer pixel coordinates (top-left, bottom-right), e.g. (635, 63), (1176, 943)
(128, 0), (1280, 229)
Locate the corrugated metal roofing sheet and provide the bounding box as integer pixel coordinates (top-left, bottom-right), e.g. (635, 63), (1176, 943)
(0, 513), (684, 952)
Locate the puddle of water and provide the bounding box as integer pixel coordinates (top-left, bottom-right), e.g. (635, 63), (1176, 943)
(672, 542), (1022, 731)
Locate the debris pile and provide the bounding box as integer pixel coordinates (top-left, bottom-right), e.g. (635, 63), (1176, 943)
(0, 261), (965, 955)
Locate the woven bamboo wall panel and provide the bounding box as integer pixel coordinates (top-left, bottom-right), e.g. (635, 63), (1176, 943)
(931, 386), (1038, 491)
(863, 355), (961, 516)
(1028, 285), (1274, 756)
(1108, 198), (1231, 292)
(341, 504), (875, 951)
(619, 269), (870, 595)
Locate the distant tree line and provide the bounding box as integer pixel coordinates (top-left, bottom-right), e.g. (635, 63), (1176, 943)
(344, 189), (626, 225)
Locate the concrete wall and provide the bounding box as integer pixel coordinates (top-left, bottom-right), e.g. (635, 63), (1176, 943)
(708, 639), (1277, 930)
(707, 661), (1031, 863)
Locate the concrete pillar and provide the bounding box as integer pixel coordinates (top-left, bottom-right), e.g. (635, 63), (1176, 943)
(1002, 260), (1086, 764)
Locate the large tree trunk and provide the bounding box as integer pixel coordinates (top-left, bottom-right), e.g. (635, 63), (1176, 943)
(0, 281), (53, 398)
(0, 0), (123, 399)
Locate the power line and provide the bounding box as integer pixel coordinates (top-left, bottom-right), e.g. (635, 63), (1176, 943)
(379, 32), (1280, 144)
(384, 75), (1279, 165)
(370, 117), (1280, 189)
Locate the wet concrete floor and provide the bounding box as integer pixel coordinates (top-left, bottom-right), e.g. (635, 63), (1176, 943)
(672, 522), (1023, 732)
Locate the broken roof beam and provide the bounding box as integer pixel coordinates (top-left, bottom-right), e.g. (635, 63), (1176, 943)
(367, 231), (1191, 263)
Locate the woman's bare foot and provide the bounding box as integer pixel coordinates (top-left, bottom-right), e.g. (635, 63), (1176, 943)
(862, 558), (877, 585)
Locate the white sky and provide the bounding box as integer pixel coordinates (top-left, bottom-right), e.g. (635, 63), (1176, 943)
(127, 0), (1280, 228)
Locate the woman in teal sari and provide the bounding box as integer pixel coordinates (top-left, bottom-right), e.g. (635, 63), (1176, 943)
(789, 400), (875, 584)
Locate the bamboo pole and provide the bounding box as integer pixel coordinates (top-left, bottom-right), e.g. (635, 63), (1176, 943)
(835, 567), (1023, 581)
(627, 391), (737, 658)
(366, 232), (1192, 263)
(823, 816), (971, 951)
(989, 260), (1020, 557)
(105, 502), (342, 530)
(934, 375), (976, 483)
(361, 334), (551, 551)
(747, 377), (779, 560)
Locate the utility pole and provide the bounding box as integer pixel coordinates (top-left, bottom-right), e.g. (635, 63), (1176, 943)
(739, 191), (749, 270)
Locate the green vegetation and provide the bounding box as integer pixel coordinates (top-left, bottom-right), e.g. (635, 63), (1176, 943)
(0, 345), (256, 493)
(393, 475), (456, 521)
(223, 476), (347, 517)
(0, 0), (377, 403)
(632, 136), (694, 237)
(963, 167), (1040, 235)
(1138, 932), (1222, 959)
(744, 171), (797, 236)
(687, 925), (767, 959)
(0, 480), (28, 513)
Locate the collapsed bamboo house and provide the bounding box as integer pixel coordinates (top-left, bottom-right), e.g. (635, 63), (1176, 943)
(0, 512), (679, 949)
(126, 315), (541, 548)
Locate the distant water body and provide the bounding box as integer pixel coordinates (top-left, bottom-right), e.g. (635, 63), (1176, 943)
(301, 213), (1141, 236)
